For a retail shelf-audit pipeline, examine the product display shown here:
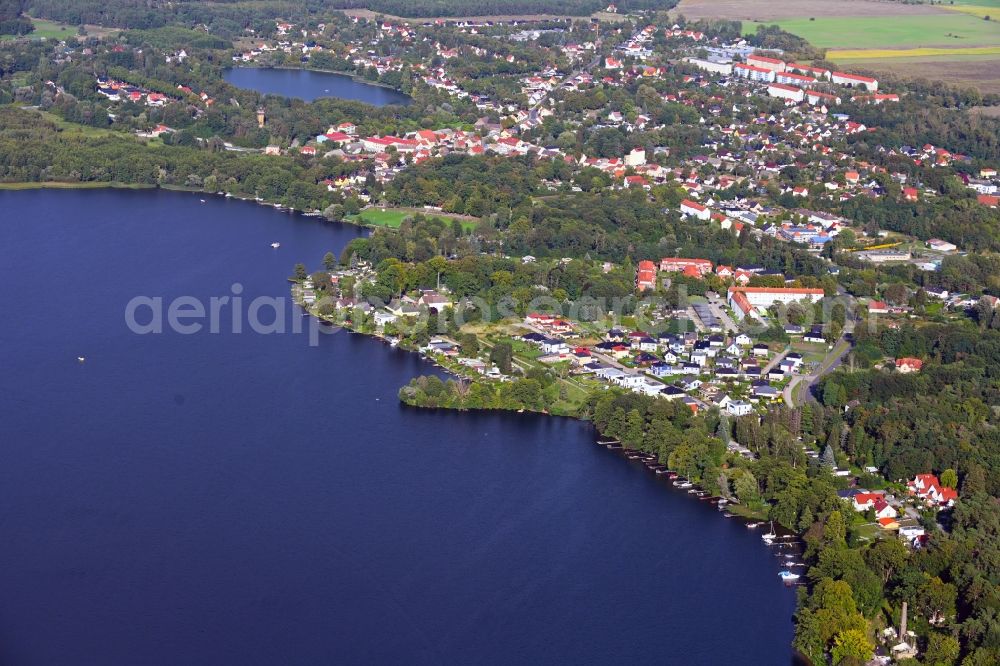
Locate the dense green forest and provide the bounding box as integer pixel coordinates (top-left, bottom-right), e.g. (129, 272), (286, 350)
(820, 321), (1000, 495)
(806, 320), (1000, 665)
(0, 0), (30, 36)
(0, 107), (337, 210)
(22, 0), (679, 30)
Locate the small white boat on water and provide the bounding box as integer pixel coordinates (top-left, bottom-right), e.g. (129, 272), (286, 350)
(200, 199), (206, 203)
(762, 521), (777, 543)
(747, 521), (763, 529)
(77, 356), (86, 363)
(270, 242), (281, 249)
(779, 570), (800, 582)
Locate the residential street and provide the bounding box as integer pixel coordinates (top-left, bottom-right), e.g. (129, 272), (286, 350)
(783, 297), (857, 407)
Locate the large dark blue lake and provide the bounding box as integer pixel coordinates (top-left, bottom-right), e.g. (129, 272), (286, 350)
(225, 67), (411, 105)
(0, 189), (799, 665)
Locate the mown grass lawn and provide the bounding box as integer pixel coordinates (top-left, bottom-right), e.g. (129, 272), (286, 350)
(747, 14), (1000, 49)
(1, 18), (114, 41)
(28, 19), (77, 39)
(348, 208), (411, 228)
(27, 108), (122, 139)
(347, 207), (479, 231)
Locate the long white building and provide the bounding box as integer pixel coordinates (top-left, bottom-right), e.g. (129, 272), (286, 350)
(831, 71), (878, 92)
(686, 57), (733, 76)
(767, 83), (804, 103)
(734, 63), (775, 83)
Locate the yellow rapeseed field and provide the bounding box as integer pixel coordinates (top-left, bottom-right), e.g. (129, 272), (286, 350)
(830, 46), (1000, 59)
(940, 5), (997, 20)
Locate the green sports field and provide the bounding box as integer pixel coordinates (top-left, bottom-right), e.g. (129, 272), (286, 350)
(747, 14), (1000, 49)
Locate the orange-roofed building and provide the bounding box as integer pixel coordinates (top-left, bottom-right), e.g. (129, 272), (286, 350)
(682, 264), (703, 279)
(660, 257), (713, 275)
(728, 286), (824, 320)
(877, 517), (900, 530)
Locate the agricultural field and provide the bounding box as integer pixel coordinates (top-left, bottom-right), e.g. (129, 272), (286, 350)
(947, 0), (1000, 7)
(744, 15), (1000, 49)
(942, 5), (1000, 20)
(835, 52), (1000, 93)
(678, 0), (1000, 95)
(674, 0), (945, 20)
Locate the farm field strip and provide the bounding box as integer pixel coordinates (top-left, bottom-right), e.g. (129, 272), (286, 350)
(830, 45), (1000, 59)
(674, 0), (948, 20)
(940, 5), (1000, 19)
(744, 15), (1000, 49)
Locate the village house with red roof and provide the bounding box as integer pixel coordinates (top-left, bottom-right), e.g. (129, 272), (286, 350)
(908, 474), (958, 507)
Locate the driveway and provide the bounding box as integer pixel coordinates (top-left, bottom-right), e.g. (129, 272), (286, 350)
(705, 293), (739, 333)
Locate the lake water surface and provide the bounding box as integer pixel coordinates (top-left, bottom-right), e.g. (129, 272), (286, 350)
(0, 189), (799, 665)
(225, 67), (411, 105)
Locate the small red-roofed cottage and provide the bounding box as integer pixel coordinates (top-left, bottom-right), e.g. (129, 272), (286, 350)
(903, 187), (919, 202)
(625, 175), (650, 189)
(852, 491), (886, 512)
(873, 498), (897, 520)
(549, 319), (574, 334)
(896, 357), (923, 374)
(877, 517), (900, 530)
(526, 312), (556, 324)
(979, 194), (999, 208)
(868, 300), (889, 314)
